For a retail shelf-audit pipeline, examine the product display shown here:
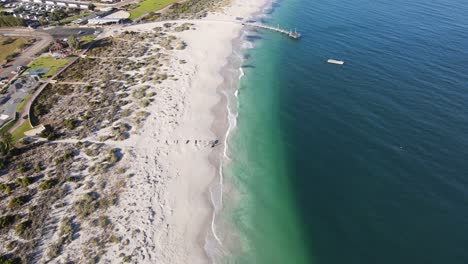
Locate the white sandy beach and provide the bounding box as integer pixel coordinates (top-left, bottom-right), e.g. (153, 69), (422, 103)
(72, 0), (271, 263)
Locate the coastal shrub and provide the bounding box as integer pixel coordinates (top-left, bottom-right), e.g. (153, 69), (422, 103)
(108, 149), (120, 163)
(15, 220), (31, 236)
(18, 164), (28, 173)
(15, 177), (33, 187)
(98, 215), (110, 228)
(6, 241), (18, 251)
(64, 119), (77, 130)
(98, 193), (118, 210)
(84, 148), (99, 157)
(34, 164), (42, 172)
(0, 254), (20, 264)
(55, 151), (74, 165)
(8, 196), (28, 208)
(47, 242), (61, 259)
(176, 41), (187, 50)
(0, 184), (12, 195)
(139, 99), (151, 108)
(109, 235), (120, 243)
(39, 178), (58, 190)
(74, 192), (99, 218)
(122, 255), (132, 263)
(59, 216), (75, 243)
(0, 215), (16, 229)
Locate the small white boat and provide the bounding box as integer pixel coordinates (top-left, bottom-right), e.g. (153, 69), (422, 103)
(327, 59), (344, 65)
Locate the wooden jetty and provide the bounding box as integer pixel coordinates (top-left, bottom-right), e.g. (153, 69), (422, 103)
(243, 23), (302, 39)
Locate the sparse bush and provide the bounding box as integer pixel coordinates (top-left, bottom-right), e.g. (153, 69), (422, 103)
(47, 242), (61, 259)
(0, 254), (20, 264)
(107, 149), (118, 164)
(34, 164), (42, 172)
(59, 216), (75, 243)
(15, 177), (33, 187)
(140, 99), (150, 107)
(0, 215), (16, 229)
(15, 220), (31, 236)
(0, 183), (12, 195)
(6, 241), (18, 251)
(39, 178), (58, 190)
(64, 119), (77, 130)
(18, 164), (28, 173)
(74, 192), (99, 218)
(8, 196), (28, 208)
(122, 255), (131, 263)
(98, 215), (110, 228)
(109, 234), (120, 243)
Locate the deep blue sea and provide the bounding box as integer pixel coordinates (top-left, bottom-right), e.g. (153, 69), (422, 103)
(223, 0), (468, 263)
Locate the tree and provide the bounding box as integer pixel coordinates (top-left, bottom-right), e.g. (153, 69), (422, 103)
(67, 35), (80, 50)
(0, 133), (14, 154)
(49, 9), (66, 22)
(88, 3), (96, 11)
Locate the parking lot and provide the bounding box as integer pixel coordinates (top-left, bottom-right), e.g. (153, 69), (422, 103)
(38, 27), (101, 39)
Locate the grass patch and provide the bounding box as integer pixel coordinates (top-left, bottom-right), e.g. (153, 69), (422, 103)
(0, 37), (33, 62)
(129, 0), (178, 20)
(58, 11), (92, 24)
(26, 56), (72, 79)
(11, 120), (33, 141)
(16, 93), (32, 113)
(80, 35), (96, 47)
(0, 120), (16, 135)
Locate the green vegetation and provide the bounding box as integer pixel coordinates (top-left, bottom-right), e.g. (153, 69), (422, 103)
(80, 35), (96, 47)
(64, 119), (77, 129)
(0, 254), (20, 264)
(56, 11), (91, 24)
(16, 176), (33, 187)
(0, 121), (16, 136)
(0, 15), (25, 28)
(15, 220), (31, 235)
(0, 215), (16, 229)
(16, 94), (32, 113)
(129, 0), (178, 20)
(67, 35), (80, 50)
(74, 192), (99, 218)
(11, 120), (33, 142)
(0, 184), (12, 195)
(0, 37), (32, 62)
(39, 178), (58, 190)
(8, 196), (28, 209)
(26, 56), (72, 79)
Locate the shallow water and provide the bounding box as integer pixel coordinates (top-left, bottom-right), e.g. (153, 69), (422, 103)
(224, 0), (468, 263)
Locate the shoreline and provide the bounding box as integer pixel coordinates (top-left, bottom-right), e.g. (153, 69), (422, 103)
(206, 0), (274, 262)
(54, 1), (274, 263)
(96, 1), (272, 263)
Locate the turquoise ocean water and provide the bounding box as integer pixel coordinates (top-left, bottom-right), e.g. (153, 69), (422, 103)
(222, 0), (468, 263)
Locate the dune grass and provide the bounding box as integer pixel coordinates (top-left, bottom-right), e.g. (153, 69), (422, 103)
(26, 56), (72, 79)
(129, 0), (178, 20)
(0, 37), (33, 62)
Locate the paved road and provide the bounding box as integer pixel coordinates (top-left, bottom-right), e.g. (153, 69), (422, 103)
(37, 26), (99, 40)
(8, 45), (92, 134)
(0, 28), (53, 80)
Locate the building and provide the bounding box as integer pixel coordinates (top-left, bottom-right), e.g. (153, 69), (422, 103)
(87, 17), (121, 25)
(20, 0), (90, 10)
